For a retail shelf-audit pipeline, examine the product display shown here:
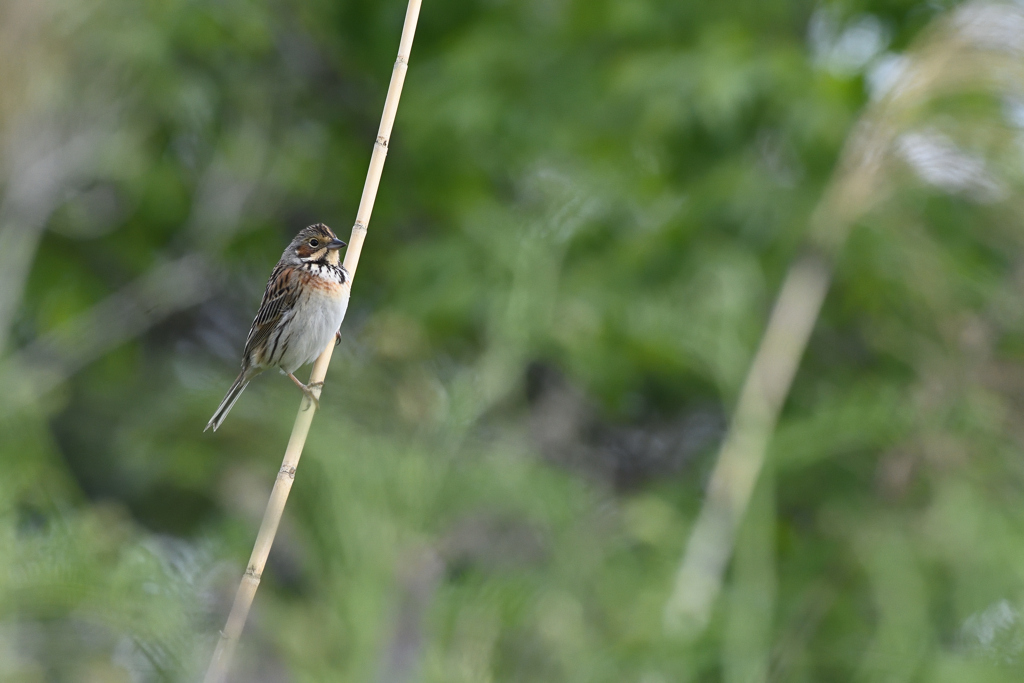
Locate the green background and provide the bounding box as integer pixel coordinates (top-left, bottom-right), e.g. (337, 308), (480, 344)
(3, 0), (1024, 680)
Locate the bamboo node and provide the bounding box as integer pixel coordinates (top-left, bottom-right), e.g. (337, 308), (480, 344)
(353, 221), (367, 233)
(244, 566), (262, 582)
(279, 465), (296, 479)
(395, 55), (407, 66)
(375, 135), (388, 148)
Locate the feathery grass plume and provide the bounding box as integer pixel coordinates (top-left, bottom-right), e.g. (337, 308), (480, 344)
(664, 0), (1024, 638)
(202, 2), (423, 681)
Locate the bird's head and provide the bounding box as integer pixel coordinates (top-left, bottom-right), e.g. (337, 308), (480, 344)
(288, 223), (347, 265)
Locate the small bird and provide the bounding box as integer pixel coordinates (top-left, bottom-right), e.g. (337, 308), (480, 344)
(205, 223), (349, 432)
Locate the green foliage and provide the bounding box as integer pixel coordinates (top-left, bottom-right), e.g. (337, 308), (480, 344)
(4, 0), (1024, 681)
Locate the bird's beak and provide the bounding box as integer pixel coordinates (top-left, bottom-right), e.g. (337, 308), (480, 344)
(327, 238), (347, 250)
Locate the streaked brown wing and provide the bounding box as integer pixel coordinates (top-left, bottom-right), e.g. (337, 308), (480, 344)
(241, 263), (302, 366)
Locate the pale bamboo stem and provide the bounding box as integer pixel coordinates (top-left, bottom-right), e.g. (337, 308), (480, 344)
(663, 254), (834, 636)
(203, 2), (422, 681)
(662, 3), (1024, 637)
(661, 148), (883, 638)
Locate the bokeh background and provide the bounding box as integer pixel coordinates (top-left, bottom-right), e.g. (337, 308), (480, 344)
(5, 0), (1024, 681)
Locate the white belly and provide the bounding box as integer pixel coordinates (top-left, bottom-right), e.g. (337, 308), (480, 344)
(276, 286), (349, 373)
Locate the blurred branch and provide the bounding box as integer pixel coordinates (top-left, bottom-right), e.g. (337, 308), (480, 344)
(185, 125), (270, 253)
(375, 548), (444, 683)
(0, 255), (213, 413)
(664, 1), (1024, 637)
(0, 123), (100, 354)
(0, 123), (268, 413)
(203, 2), (423, 681)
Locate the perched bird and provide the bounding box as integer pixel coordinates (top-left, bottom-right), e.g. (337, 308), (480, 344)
(205, 223), (349, 432)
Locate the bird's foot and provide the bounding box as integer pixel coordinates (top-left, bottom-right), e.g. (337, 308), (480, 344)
(300, 384), (320, 412)
(288, 373), (322, 412)
(335, 330), (342, 346)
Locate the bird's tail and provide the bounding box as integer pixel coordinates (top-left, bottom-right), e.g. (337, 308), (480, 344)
(205, 370), (250, 432)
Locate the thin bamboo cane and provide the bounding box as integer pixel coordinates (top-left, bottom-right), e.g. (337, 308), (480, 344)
(203, 2), (422, 681)
(662, 2), (1024, 637)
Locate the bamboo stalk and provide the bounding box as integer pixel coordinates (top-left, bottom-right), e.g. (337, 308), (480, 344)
(662, 2), (1024, 638)
(661, 98), (896, 641)
(203, 2), (422, 681)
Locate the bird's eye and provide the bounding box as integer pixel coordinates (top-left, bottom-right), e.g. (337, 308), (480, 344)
(309, 239), (320, 248)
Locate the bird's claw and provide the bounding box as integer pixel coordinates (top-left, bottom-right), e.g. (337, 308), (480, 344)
(335, 330), (342, 346)
(288, 373), (323, 412)
(300, 384), (320, 412)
